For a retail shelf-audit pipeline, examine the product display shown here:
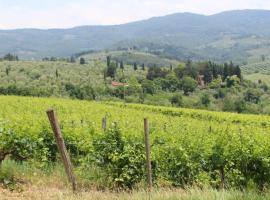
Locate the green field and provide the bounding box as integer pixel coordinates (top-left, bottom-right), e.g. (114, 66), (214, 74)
(81, 50), (180, 67)
(245, 73), (270, 85)
(1, 95), (270, 193)
(241, 61), (270, 74)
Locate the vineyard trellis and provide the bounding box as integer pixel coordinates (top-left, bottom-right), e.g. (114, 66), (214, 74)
(1, 96), (270, 190)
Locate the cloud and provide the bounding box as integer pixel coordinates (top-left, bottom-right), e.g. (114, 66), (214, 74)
(0, 0), (270, 29)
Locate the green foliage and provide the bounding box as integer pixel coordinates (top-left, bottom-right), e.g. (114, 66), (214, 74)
(226, 76), (241, 87)
(201, 93), (211, 107)
(181, 76), (197, 95)
(0, 160), (17, 190)
(2, 96), (270, 189)
(92, 126), (145, 188)
(2, 53), (19, 61)
(244, 89), (262, 104)
(142, 80), (156, 95)
(105, 62), (117, 78)
(146, 66), (169, 80)
(80, 57), (86, 65)
(170, 93), (183, 107)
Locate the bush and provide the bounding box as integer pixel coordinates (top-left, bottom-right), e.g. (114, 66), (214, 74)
(92, 126), (145, 188)
(170, 93), (183, 107)
(201, 93), (211, 107)
(181, 76), (197, 95)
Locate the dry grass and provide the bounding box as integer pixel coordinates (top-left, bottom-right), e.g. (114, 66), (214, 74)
(1, 160), (270, 200)
(1, 185), (270, 200)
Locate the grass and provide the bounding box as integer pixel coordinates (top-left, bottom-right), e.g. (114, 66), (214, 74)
(2, 185), (270, 200)
(81, 50), (180, 67)
(245, 73), (270, 85)
(1, 159), (270, 200)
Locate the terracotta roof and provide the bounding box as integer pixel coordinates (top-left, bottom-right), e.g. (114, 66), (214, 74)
(111, 81), (128, 87)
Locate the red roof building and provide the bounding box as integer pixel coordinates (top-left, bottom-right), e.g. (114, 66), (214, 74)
(111, 81), (129, 87)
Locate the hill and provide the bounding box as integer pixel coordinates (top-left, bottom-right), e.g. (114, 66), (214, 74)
(1, 10), (270, 63)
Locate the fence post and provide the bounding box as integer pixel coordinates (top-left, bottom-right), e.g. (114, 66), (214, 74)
(46, 109), (77, 193)
(144, 118), (152, 191)
(102, 117), (107, 130)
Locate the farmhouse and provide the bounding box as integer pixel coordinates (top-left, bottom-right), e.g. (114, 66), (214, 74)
(111, 81), (129, 87)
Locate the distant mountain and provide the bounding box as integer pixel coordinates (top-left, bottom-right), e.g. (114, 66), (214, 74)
(1, 9), (270, 63)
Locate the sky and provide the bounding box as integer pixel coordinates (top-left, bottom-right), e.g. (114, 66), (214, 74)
(0, 0), (270, 29)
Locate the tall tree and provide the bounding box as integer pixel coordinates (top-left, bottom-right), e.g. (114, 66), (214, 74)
(261, 55), (266, 62)
(120, 61), (124, 70)
(203, 64), (213, 84)
(106, 56), (111, 67)
(235, 65), (242, 80)
(70, 56), (76, 63)
(223, 63), (229, 81)
(142, 63), (145, 71)
(212, 63), (218, 79)
(55, 69), (59, 78)
(133, 62), (138, 71)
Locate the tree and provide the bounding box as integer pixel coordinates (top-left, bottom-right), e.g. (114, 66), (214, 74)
(147, 66), (168, 80)
(55, 69), (59, 78)
(226, 75), (240, 87)
(228, 61), (234, 76)
(105, 63), (117, 78)
(120, 61), (124, 70)
(212, 64), (218, 79)
(50, 57), (57, 62)
(70, 56), (76, 63)
(181, 76), (197, 95)
(3, 53), (19, 61)
(170, 64), (173, 71)
(234, 99), (246, 113)
(106, 56), (111, 67)
(133, 62), (137, 71)
(201, 93), (211, 107)
(170, 93), (183, 107)
(142, 80), (156, 95)
(223, 63), (229, 81)
(261, 55), (266, 62)
(244, 89), (261, 104)
(203, 64), (213, 84)
(142, 63), (145, 71)
(235, 66), (242, 80)
(174, 65), (186, 79)
(161, 73), (179, 92)
(5, 66), (11, 76)
(80, 57), (86, 65)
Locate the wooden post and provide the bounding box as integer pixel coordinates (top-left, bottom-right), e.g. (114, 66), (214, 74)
(102, 117), (107, 130)
(46, 109), (77, 192)
(144, 118), (152, 191)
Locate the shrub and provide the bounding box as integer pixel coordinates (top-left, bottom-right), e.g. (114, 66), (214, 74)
(170, 93), (183, 107)
(92, 126), (145, 188)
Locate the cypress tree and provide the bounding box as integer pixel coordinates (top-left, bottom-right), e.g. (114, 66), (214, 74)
(134, 62), (138, 71)
(203, 64), (213, 84)
(223, 63), (229, 81)
(142, 63), (145, 71)
(56, 69), (59, 78)
(235, 65), (242, 80)
(106, 56), (111, 67)
(212, 64), (218, 79)
(228, 61), (234, 76)
(120, 61), (124, 70)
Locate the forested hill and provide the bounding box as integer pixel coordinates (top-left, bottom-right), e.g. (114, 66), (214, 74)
(1, 9), (270, 62)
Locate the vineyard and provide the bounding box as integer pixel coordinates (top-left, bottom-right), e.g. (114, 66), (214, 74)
(1, 95), (270, 191)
